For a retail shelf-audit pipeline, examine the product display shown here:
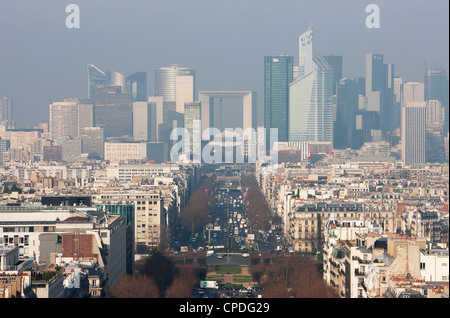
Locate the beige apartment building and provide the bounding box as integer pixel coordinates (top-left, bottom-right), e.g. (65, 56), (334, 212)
(288, 202), (396, 253)
(92, 191), (165, 253)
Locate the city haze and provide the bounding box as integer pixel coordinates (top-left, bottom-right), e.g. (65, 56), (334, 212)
(0, 0), (448, 128)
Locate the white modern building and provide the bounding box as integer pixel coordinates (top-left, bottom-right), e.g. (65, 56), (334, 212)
(402, 82), (425, 106)
(298, 24), (314, 78)
(49, 99), (80, 140)
(401, 102), (426, 164)
(104, 142), (147, 163)
(289, 56), (334, 142)
(133, 102), (157, 142)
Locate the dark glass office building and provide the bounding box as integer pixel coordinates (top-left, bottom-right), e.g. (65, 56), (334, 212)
(425, 67), (449, 134)
(264, 55), (294, 149)
(334, 78), (358, 149)
(323, 55), (343, 95)
(126, 72), (147, 102)
(94, 86), (133, 138)
(87, 64), (107, 99)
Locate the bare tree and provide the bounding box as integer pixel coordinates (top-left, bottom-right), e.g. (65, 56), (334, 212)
(112, 274), (160, 298)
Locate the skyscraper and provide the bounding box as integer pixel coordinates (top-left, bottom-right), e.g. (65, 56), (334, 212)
(0, 137), (10, 166)
(264, 55), (294, 148)
(334, 78), (358, 149)
(80, 127), (104, 159)
(176, 75), (195, 113)
(298, 24), (314, 78)
(425, 100), (446, 163)
(93, 85), (133, 138)
(184, 101), (202, 156)
(87, 64), (107, 99)
(365, 53), (395, 134)
(0, 97), (13, 123)
(126, 72), (147, 102)
(402, 82), (424, 105)
(132, 101), (157, 142)
(49, 99), (79, 140)
(323, 55), (343, 95)
(147, 96), (164, 141)
(289, 56), (334, 142)
(401, 102), (426, 165)
(155, 65), (195, 102)
(424, 65), (449, 134)
(106, 71), (126, 92)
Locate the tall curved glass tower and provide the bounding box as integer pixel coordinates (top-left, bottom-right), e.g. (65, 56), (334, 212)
(289, 56), (334, 142)
(155, 65), (195, 102)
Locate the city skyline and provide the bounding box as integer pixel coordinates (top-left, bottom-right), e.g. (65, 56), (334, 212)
(0, 1), (449, 301)
(0, 0), (448, 128)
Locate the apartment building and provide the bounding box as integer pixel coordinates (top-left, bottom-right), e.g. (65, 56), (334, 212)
(0, 204), (128, 292)
(92, 191), (165, 254)
(288, 202), (395, 253)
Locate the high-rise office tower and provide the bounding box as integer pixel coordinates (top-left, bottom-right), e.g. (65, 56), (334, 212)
(424, 64), (449, 134)
(394, 77), (404, 105)
(393, 77), (404, 129)
(355, 77), (366, 96)
(106, 71), (126, 92)
(334, 78), (358, 149)
(80, 127), (104, 159)
(0, 138), (10, 166)
(426, 100), (445, 128)
(0, 97), (12, 122)
(78, 99), (94, 132)
(184, 101), (202, 156)
(93, 85), (133, 138)
(155, 65), (195, 102)
(402, 82), (424, 105)
(176, 75), (195, 113)
(298, 25), (314, 78)
(0, 97), (14, 129)
(323, 55), (343, 95)
(264, 55), (294, 148)
(426, 100), (446, 163)
(365, 53), (395, 134)
(289, 56), (334, 142)
(126, 72), (147, 102)
(133, 102), (157, 142)
(87, 64), (107, 99)
(401, 102), (426, 165)
(147, 96), (164, 140)
(61, 139), (82, 162)
(49, 99), (80, 140)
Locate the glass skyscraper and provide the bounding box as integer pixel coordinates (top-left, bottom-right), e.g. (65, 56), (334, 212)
(425, 66), (449, 134)
(184, 101), (202, 156)
(334, 78), (358, 149)
(289, 56), (334, 142)
(155, 65), (195, 102)
(87, 64), (107, 99)
(126, 72), (147, 102)
(323, 55), (343, 95)
(298, 25), (314, 78)
(364, 53), (395, 134)
(264, 55), (294, 148)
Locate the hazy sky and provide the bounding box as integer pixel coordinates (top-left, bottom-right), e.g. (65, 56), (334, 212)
(0, 0), (448, 128)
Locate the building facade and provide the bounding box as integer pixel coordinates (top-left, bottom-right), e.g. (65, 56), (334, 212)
(264, 55), (294, 148)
